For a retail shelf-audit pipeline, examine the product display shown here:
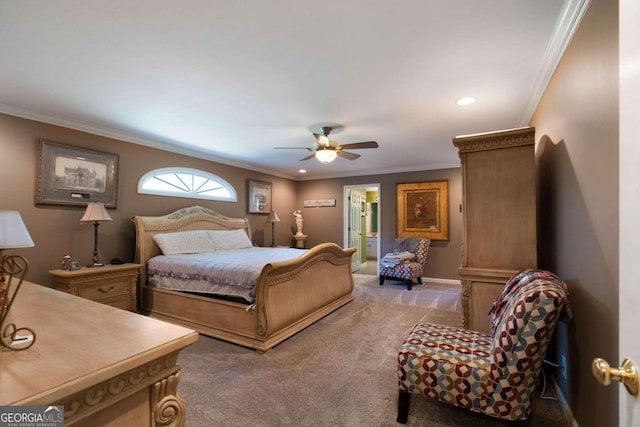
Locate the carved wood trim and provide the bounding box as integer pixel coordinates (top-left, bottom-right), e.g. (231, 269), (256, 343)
(452, 127), (535, 154)
(62, 352), (180, 424)
(151, 372), (185, 427)
(460, 280), (472, 329)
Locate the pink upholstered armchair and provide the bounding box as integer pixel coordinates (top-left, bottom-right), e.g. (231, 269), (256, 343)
(396, 270), (573, 424)
(379, 237), (430, 290)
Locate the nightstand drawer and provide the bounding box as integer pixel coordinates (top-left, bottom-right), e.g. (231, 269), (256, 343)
(80, 280), (130, 300)
(49, 263), (142, 312)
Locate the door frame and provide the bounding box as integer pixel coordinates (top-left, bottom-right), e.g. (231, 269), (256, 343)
(618, 0), (640, 422)
(343, 183), (381, 273)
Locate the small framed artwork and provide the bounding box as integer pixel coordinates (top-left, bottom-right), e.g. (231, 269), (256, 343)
(396, 180), (449, 240)
(247, 179), (272, 214)
(303, 199), (336, 208)
(35, 139), (119, 207)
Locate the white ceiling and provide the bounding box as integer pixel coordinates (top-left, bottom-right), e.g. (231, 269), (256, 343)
(0, 1), (587, 180)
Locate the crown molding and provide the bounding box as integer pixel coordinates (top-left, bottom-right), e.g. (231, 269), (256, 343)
(0, 104), (297, 181)
(520, 0), (592, 125)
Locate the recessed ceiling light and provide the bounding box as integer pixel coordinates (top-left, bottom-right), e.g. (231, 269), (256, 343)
(456, 97), (476, 106)
(298, 169), (307, 174)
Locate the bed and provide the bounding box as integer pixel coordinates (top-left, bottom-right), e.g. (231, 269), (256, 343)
(133, 206), (356, 352)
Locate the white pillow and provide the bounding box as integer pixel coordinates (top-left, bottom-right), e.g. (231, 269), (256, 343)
(208, 229), (253, 250)
(153, 230), (216, 255)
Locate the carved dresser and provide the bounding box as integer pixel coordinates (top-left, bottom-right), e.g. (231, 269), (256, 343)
(0, 281), (198, 426)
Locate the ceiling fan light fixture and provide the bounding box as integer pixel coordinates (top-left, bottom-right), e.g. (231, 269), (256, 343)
(456, 96), (476, 106)
(315, 148), (337, 163)
(275, 125), (378, 162)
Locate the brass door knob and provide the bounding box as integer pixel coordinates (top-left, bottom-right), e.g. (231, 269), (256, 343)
(592, 357), (638, 396)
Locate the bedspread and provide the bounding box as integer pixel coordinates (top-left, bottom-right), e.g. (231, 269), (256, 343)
(148, 247), (307, 302)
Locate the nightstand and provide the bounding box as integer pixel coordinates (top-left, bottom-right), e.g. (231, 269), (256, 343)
(49, 263), (142, 312)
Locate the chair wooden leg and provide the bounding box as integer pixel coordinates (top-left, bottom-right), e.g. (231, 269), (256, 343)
(406, 280), (412, 291)
(417, 277), (422, 284)
(397, 390), (411, 424)
(379, 276), (385, 286)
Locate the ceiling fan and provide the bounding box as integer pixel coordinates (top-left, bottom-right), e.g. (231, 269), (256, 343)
(275, 126), (379, 163)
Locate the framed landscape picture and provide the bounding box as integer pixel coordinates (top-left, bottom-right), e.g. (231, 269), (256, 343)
(396, 180), (448, 240)
(35, 139), (119, 207)
(247, 179), (272, 214)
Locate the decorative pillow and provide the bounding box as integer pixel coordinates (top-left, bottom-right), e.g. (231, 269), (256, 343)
(208, 229), (253, 250)
(153, 230), (216, 255)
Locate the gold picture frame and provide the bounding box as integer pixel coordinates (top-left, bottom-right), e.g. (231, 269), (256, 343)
(396, 181), (448, 241)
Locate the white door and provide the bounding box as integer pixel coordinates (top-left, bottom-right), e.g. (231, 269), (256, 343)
(618, 1), (640, 423)
(348, 189), (364, 272)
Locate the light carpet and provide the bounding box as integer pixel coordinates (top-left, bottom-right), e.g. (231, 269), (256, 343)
(354, 274), (462, 314)
(177, 274), (568, 426)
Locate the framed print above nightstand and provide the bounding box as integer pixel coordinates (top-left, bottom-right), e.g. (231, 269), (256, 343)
(35, 139), (119, 207)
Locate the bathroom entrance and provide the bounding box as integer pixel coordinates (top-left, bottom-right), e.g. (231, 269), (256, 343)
(343, 184), (380, 276)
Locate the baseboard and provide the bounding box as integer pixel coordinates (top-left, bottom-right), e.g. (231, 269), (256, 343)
(552, 376), (579, 427)
(422, 277), (461, 286)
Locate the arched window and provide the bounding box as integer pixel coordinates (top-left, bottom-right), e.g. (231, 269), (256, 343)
(138, 167), (237, 202)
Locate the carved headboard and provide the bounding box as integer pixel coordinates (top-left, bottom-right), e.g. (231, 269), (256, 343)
(132, 206), (251, 284)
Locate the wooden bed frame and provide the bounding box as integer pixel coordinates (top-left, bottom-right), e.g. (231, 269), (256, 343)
(132, 206), (356, 352)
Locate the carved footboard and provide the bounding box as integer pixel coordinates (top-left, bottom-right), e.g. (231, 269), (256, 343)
(254, 243), (356, 347)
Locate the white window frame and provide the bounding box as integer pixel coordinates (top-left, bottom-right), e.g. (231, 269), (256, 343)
(137, 167), (237, 202)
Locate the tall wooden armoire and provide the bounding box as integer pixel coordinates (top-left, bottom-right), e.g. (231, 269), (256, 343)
(452, 127), (537, 332)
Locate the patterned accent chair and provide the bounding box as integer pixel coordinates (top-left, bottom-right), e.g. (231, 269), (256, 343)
(396, 270), (573, 424)
(379, 237), (430, 290)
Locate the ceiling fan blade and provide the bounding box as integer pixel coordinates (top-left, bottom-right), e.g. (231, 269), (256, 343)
(274, 147), (314, 151)
(337, 150), (360, 160)
(300, 152), (317, 161)
(338, 141), (379, 150)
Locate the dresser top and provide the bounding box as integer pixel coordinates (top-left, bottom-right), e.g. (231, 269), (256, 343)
(48, 262), (143, 277)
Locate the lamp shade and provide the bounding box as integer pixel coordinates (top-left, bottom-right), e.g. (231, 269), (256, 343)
(80, 202), (113, 222)
(315, 149), (337, 164)
(0, 211), (34, 249)
(266, 211), (280, 223)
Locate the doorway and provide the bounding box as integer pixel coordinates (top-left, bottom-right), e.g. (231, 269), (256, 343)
(343, 184), (380, 276)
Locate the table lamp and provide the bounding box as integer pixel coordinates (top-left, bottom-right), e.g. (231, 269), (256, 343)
(80, 202), (112, 267)
(266, 211), (280, 247)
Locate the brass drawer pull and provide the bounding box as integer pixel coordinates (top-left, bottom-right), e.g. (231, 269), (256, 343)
(97, 285), (115, 294)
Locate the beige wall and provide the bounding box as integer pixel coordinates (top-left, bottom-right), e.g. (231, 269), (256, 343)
(0, 113), (299, 286)
(297, 168), (463, 280)
(1, 112), (464, 287)
(531, 0), (618, 425)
